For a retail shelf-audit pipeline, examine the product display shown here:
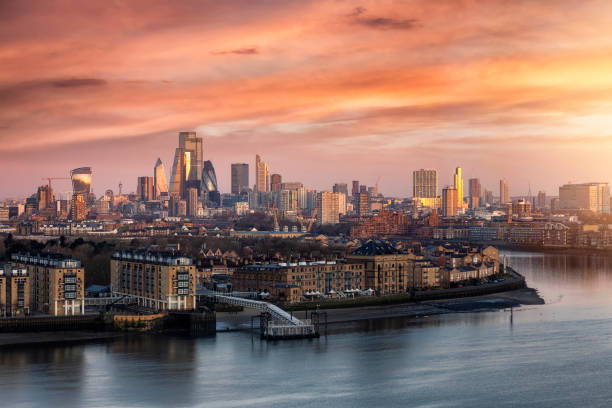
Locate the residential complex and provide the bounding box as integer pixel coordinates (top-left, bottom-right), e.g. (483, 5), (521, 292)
(232, 240), (500, 302)
(11, 252), (85, 316)
(0, 264), (30, 317)
(233, 261), (365, 302)
(110, 249), (197, 311)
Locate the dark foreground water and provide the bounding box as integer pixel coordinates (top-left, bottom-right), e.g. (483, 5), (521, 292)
(3, 251), (612, 407)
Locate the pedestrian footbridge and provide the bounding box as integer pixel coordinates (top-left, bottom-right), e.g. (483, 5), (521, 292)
(199, 290), (318, 339)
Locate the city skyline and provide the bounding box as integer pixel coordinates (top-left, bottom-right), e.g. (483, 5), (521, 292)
(2, 1), (612, 198)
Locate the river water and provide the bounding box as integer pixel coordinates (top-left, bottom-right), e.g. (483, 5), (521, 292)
(2, 251), (612, 407)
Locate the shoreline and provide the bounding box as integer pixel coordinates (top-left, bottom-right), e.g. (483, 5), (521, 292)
(215, 286), (544, 331)
(0, 287), (543, 349)
(0, 331), (128, 350)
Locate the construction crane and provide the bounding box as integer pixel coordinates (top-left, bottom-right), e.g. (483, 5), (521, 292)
(375, 176), (381, 196)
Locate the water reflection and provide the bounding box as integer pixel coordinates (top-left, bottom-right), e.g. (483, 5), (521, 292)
(2, 251), (612, 407)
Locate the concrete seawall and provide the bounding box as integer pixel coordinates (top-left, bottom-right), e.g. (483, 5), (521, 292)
(412, 269), (526, 301)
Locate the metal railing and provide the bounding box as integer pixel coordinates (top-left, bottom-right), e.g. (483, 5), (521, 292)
(201, 290), (305, 326)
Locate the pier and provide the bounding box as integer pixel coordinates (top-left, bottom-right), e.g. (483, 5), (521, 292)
(199, 290), (321, 340)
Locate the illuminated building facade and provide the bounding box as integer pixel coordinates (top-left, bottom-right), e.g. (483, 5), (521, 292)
(110, 250), (197, 311)
(11, 253), (85, 316)
(413, 169), (438, 198)
(153, 158), (168, 199)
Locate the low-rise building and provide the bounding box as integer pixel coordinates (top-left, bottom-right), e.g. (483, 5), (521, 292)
(233, 261), (365, 303)
(346, 240), (416, 295)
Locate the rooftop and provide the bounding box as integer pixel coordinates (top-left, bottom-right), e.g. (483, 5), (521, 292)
(112, 249), (193, 266)
(11, 252), (82, 268)
(351, 240), (401, 256)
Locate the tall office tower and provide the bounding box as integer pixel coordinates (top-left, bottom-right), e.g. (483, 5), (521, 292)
(37, 184), (54, 211)
(296, 187), (307, 210)
(359, 185), (367, 193)
(317, 191), (340, 225)
(255, 154), (269, 193)
(453, 167), (464, 209)
(279, 189), (298, 211)
(413, 169), (438, 198)
(168, 194), (178, 217)
(177, 200), (187, 217)
(537, 191), (547, 210)
(355, 192), (371, 217)
(153, 158), (168, 199)
(468, 178), (482, 208)
(551, 197), (560, 213)
(281, 182), (303, 190)
(306, 189), (318, 212)
(137, 176), (154, 201)
(178, 131), (203, 192)
(352, 181), (360, 196)
(71, 167), (92, 195)
(270, 174), (282, 192)
(483, 189), (494, 205)
(70, 167), (92, 220)
(500, 179), (510, 204)
(337, 191), (347, 215)
(201, 160), (218, 193)
(442, 187), (458, 217)
(71, 193), (87, 221)
(169, 147), (186, 197)
(559, 182), (611, 214)
(333, 183), (348, 213)
(231, 163), (249, 194)
(187, 187), (198, 217)
(333, 183), (348, 196)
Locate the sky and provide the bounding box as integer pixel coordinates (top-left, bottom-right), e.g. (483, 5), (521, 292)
(1, 0), (612, 200)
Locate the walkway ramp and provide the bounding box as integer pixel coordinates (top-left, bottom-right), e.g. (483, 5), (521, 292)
(202, 290), (305, 326)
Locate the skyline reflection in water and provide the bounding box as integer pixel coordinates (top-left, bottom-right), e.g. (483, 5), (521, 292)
(2, 251), (612, 407)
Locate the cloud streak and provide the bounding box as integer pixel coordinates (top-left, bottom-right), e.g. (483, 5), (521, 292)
(211, 47), (259, 55)
(1, 0), (612, 197)
(348, 6), (419, 30)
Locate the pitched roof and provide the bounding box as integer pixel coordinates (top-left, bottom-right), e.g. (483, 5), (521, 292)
(351, 240), (401, 256)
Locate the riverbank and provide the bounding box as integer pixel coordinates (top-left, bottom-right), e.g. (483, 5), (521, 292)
(0, 331), (127, 349)
(216, 286), (544, 331)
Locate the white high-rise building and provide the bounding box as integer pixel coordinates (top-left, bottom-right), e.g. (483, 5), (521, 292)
(317, 191), (340, 225)
(559, 183), (610, 214)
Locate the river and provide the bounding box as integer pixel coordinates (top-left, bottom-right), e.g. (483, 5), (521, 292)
(2, 251), (612, 407)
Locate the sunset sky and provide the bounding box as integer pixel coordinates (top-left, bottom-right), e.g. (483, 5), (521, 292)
(1, 0), (612, 199)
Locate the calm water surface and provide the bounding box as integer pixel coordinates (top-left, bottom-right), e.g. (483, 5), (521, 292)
(3, 251), (612, 407)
